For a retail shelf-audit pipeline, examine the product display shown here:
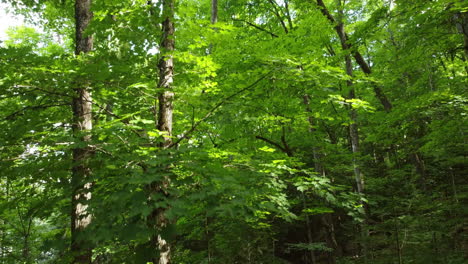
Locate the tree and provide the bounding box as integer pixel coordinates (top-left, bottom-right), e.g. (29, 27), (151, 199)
(70, 0), (94, 262)
(148, 0), (175, 262)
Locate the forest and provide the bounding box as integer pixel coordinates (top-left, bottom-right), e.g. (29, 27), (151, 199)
(0, 0), (467, 263)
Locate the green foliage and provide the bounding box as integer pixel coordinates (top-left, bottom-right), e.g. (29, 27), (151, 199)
(0, 0), (466, 263)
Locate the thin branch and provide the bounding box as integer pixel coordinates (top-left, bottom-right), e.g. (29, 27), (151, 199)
(255, 135), (293, 157)
(281, 126), (293, 157)
(93, 145), (115, 157)
(207, 132), (218, 148)
(284, 0), (294, 30)
(167, 72), (272, 148)
(232, 19), (279, 38)
(0, 85), (73, 101)
(93, 102), (149, 139)
(267, 0), (289, 34)
(93, 102), (124, 121)
(3, 103), (69, 121)
(325, 43), (336, 56)
(256, 135), (286, 152)
(21, 85), (71, 98)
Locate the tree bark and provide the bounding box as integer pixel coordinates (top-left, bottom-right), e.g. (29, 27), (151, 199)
(315, 0), (393, 112)
(334, 2), (368, 261)
(334, 6), (364, 194)
(149, 0), (175, 263)
(71, 0), (93, 263)
(211, 0), (218, 25)
(157, 0), (175, 148)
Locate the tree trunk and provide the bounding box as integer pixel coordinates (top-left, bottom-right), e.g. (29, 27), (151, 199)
(157, 0), (175, 149)
(71, 0), (93, 263)
(21, 219), (32, 263)
(315, 0), (392, 112)
(204, 2), (218, 261)
(454, 11), (468, 60)
(412, 152), (427, 192)
(334, 2), (368, 260)
(149, 0), (175, 263)
(344, 35), (368, 264)
(211, 0), (218, 25)
(304, 196), (317, 264)
(303, 95), (340, 264)
(334, 5), (364, 194)
(303, 95), (325, 177)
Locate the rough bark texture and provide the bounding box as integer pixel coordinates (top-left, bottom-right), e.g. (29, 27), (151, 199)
(75, 0), (93, 56)
(157, 0), (175, 148)
(316, 0), (392, 112)
(71, 0), (93, 263)
(151, 0), (175, 263)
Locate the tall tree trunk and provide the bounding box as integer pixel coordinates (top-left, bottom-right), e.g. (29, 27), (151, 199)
(303, 95), (339, 264)
(334, 1), (368, 261)
(211, 0), (218, 25)
(333, 0), (364, 195)
(157, 0), (175, 149)
(315, 0), (393, 112)
(149, 0), (175, 263)
(71, 0), (93, 263)
(204, 2), (218, 261)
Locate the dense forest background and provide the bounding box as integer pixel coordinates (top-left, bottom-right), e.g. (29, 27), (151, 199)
(0, 0), (467, 263)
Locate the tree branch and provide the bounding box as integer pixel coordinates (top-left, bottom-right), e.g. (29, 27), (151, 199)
(315, 0), (393, 111)
(267, 0), (289, 34)
(1, 85), (73, 101)
(256, 135), (286, 152)
(167, 71), (272, 148)
(284, 0), (294, 30)
(3, 103), (69, 121)
(281, 126), (293, 157)
(233, 19), (279, 38)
